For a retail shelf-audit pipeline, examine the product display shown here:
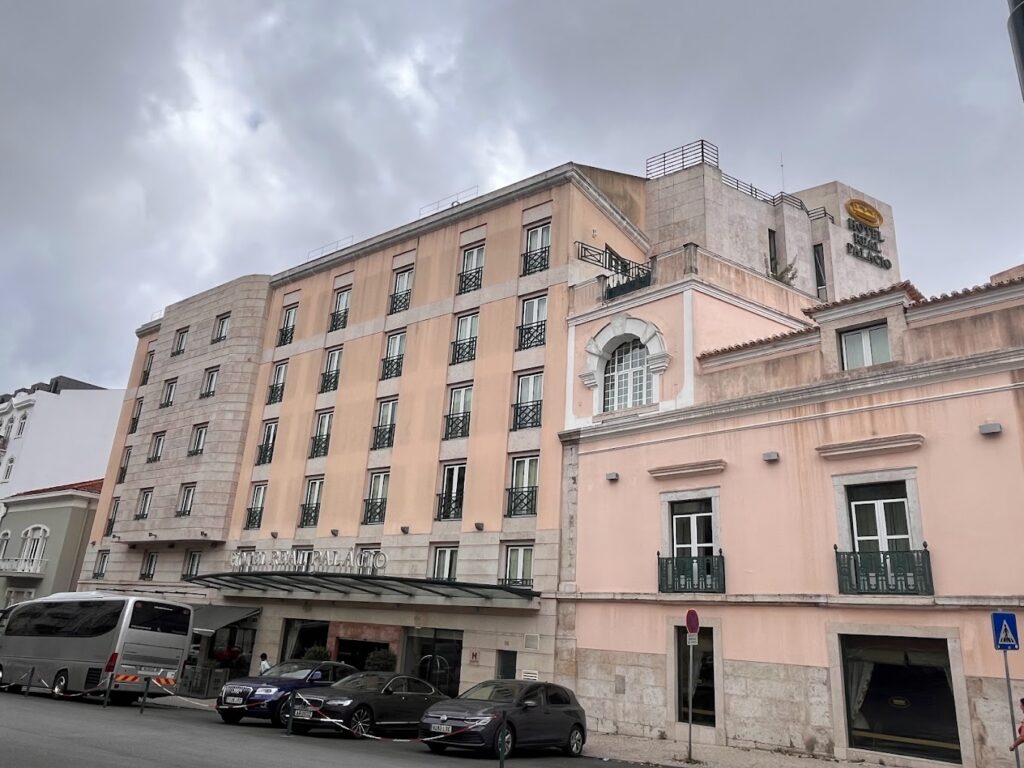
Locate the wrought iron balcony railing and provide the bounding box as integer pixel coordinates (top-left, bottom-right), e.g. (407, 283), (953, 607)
(319, 370), (339, 393)
(372, 423), (396, 450)
(835, 546), (934, 596)
(128, 417), (139, 434)
(267, 383), (284, 405)
(255, 443), (274, 466)
(139, 572), (155, 581)
(380, 355), (403, 380)
(657, 553), (726, 593)
(244, 507), (263, 530)
(458, 267), (483, 294)
(104, 518), (116, 537)
(498, 577), (533, 588)
(516, 321), (546, 350)
(116, 467), (128, 484)
(133, 512), (149, 521)
(299, 503), (320, 528)
(211, 334), (226, 344)
(199, 389), (215, 399)
(187, 447), (203, 457)
(309, 434), (330, 458)
(450, 338), (477, 365)
(521, 246), (549, 276)
(140, 370), (151, 386)
(171, 347), (185, 357)
(389, 290), (411, 314)
(158, 400), (172, 409)
(443, 412), (470, 440)
(506, 486), (538, 517)
(92, 570), (106, 580)
(277, 326), (295, 347)
(511, 400), (542, 430)
(436, 493), (463, 521)
(145, 455), (161, 464)
(329, 309), (349, 332)
(174, 507), (192, 518)
(363, 498), (387, 525)
(0, 558), (47, 575)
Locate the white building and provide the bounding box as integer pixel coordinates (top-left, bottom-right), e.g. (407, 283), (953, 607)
(0, 376), (124, 520)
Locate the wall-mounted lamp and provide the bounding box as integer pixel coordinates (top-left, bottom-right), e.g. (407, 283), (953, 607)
(200, 531), (209, 538)
(110, 534), (121, 541)
(400, 526), (410, 535)
(762, 451), (781, 462)
(605, 472), (619, 482)
(147, 532), (157, 538)
(980, 422), (1003, 436)
(270, 531), (279, 539)
(90, 540), (96, 547)
(330, 529), (339, 537)
(474, 522), (485, 532)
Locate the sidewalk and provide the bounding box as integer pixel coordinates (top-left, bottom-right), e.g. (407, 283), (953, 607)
(585, 733), (838, 767)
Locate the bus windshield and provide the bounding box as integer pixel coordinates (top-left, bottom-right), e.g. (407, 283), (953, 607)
(129, 601), (190, 636)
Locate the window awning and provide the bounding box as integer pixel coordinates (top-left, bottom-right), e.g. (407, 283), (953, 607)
(191, 604), (262, 636)
(186, 571), (539, 606)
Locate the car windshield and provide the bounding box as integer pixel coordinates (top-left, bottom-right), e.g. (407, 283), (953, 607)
(332, 672), (389, 691)
(458, 681), (520, 702)
(262, 661), (315, 679)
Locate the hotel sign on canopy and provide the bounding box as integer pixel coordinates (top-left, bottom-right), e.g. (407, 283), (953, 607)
(845, 199), (892, 270)
(230, 547), (389, 574)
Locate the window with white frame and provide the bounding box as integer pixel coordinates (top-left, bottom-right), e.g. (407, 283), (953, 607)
(136, 488), (153, 520)
(517, 372), (543, 405)
(357, 545), (383, 575)
(281, 304), (297, 330)
(15, 413), (28, 437)
(0, 531), (9, 559)
(455, 313), (478, 341)
(4, 417), (14, 439)
(334, 288), (350, 315)
(212, 313), (230, 342)
(525, 223), (550, 253)
(189, 424), (208, 455)
(394, 269), (414, 295)
(670, 499), (715, 559)
(840, 324), (891, 370)
(148, 432), (165, 462)
(603, 338), (652, 412)
(177, 484), (196, 516)
(377, 399), (398, 427)
(511, 455), (539, 489)
(183, 550), (201, 579)
(433, 546), (458, 580)
(369, 471), (389, 500)
(273, 361), (288, 386)
(449, 385), (472, 414)
(324, 347), (342, 374)
(462, 244), (485, 273)
(94, 550), (109, 579)
(19, 525), (48, 562)
(504, 544), (534, 585)
(141, 350), (154, 384)
(3, 458), (13, 481)
(521, 295), (547, 326)
(201, 367), (219, 396)
(161, 379), (177, 407)
(847, 481), (911, 553)
(172, 327), (189, 355)
(140, 551), (158, 580)
(250, 483), (267, 510)
(386, 331), (406, 359)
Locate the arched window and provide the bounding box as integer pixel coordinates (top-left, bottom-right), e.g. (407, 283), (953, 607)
(0, 531), (9, 559)
(2, 458), (13, 481)
(15, 413), (27, 437)
(19, 525), (48, 561)
(3, 418), (12, 439)
(603, 339), (653, 412)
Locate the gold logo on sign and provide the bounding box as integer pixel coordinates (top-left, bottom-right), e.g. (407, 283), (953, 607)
(846, 199), (883, 228)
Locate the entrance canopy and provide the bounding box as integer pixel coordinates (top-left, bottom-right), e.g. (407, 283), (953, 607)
(191, 604), (261, 636)
(187, 571), (539, 606)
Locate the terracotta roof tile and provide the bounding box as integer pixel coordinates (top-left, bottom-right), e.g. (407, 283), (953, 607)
(698, 326), (819, 361)
(909, 273), (1024, 309)
(802, 281), (924, 316)
(5, 479), (104, 500)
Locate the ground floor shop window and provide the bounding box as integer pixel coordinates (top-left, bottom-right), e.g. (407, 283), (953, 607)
(840, 634), (960, 763)
(282, 619), (330, 660)
(675, 627), (715, 726)
(403, 627), (463, 697)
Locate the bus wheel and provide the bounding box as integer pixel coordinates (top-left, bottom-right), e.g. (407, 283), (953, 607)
(51, 670), (69, 698)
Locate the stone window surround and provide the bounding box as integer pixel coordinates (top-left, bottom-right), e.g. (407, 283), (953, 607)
(830, 467), (923, 551)
(580, 314), (670, 417)
(825, 621), (974, 768)
(659, 487), (721, 560)
(664, 613), (725, 745)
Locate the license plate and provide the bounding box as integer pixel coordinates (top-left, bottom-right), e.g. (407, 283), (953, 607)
(294, 709), (314, 720)
(225, 696), (244, 705)
(431, 724), (453, 733)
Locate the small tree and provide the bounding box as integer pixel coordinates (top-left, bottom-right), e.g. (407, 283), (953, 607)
(302, 645), (330, 661)
(364, 648), (397, 671)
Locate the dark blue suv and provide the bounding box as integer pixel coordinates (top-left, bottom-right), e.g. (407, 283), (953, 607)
(216, 661), (358, 726)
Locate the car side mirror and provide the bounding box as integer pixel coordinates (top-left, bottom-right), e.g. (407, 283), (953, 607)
(523, 699), (537, 709)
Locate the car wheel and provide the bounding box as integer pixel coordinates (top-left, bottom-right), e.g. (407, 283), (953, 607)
(563, 725), (585, 757)
(426, 743), (448, 754)
(273, 694), (292, 728)
(493, 723), (515, 759)
(219, 710), (244, 725)
(51, 670), (69, 699)
(348, 705), (374, 738)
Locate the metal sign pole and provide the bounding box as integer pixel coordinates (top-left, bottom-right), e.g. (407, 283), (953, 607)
(1006, 649), (1021, 768)
(687, 642), (694, 762)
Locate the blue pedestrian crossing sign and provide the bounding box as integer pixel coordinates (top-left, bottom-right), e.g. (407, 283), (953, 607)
(992, 612), (1019, 651)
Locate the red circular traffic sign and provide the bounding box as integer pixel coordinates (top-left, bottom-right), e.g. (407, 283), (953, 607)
(685, 609), (699, 634)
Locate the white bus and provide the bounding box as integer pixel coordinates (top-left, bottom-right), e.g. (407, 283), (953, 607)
(0, 592), (192, 703)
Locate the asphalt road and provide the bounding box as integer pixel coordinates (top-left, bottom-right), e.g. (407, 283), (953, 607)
(0, 692), (636, 768)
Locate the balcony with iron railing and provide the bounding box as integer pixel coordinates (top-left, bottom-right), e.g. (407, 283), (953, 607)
(506, 486), (538, 517)
(320, 370), (339, 393)
(0, 558), (47, 576)
(436, 493), (463, 521)
(458, 267), (483, 294)
(277, 326), (295, 347)
(516, 321), (546, 350)
(171, 347), (185, 358)
(388, 290), (411, 315)
(199, 389), (215, 399)
(255, 443), (274, 466)
(299, 503), (320, 528)
(576, 242), (653, 301)
(329, 309), (349, 332)
(511, 401), (542, 430)
(443, 412), (470, 440)
(187, 446), (204, 457)
(139, 572), (155, 581)
(211, 334), (227, 344)
(158, 399), (173, 409)
(450, 338), (477, 365)
(309, 434), (330, 458)
(145, 454), (161, 464)
(372, 424), (395, 450)
(380, 355), (403, 380)
(835, 545), (934, 596)
(244, 507), (263, 530)
(520, 246), (549, 276)
(91, 570), (106, 580)
(267, 383), (284, 405)
(657, 552), (726, 593)
(174, 507), (192, 518)
(498, 577), (534, 588)
(363, 498), (387, 525)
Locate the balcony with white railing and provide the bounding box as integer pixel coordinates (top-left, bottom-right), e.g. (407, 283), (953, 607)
(0, 557), (48, 576)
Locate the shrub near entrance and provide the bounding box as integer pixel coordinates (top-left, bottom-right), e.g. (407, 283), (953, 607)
(302, 645), (330, 661)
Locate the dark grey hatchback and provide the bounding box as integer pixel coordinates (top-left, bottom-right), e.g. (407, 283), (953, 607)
(419, 680), (586, 758)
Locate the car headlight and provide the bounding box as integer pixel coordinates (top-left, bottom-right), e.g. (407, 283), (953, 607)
(325, 698), (352, 707)
(255, 687), (279, 696)
(467, 716), (495, 727)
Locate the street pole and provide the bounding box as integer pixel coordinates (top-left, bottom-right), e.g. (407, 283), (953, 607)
(687, 643), (694, 762)
(1005, 650), (1021, 768)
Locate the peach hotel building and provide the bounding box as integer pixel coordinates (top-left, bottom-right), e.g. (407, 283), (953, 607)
(80, 141), (1024, 767)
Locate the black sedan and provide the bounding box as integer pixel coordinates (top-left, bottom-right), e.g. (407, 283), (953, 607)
(283, 672), (448, 736)
(216, 660), (358, 726)
(419, 680), (586, 758)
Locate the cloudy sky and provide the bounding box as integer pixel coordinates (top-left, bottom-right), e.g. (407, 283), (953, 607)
(0, 1), (1021, 394)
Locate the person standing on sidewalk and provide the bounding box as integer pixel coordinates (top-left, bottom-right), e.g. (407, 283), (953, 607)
(259, 653), (272, 674)
(1010, 698), (1024, 751)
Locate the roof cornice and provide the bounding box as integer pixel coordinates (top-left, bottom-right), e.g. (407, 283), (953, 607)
(907, 279), (1024, 322)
